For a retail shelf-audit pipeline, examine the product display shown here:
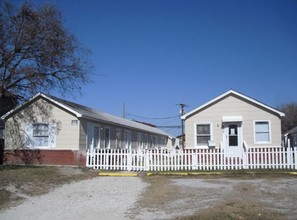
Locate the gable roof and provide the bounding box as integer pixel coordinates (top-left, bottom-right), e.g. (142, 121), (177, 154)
(181, 90), (285, 120)
(2, 93), (172, 138)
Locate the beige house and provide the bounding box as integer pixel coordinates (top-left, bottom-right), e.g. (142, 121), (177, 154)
(2, 93), (174, 165)
(181, 90), (284, 157)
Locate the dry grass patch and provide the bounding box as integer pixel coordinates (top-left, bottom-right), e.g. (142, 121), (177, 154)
(0, 166), (97, 210)
(176, 201), (284, 220)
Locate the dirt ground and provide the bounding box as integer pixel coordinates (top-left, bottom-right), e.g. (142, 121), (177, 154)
(130, 175), (297, 220)
(1, 167), (297, 219)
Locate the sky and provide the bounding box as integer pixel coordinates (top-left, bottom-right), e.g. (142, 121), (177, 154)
(12, 0), (297, 136)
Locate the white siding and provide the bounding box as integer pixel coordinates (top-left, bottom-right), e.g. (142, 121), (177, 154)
(184, 95), (282, 149)
(5, 98), (80, 150)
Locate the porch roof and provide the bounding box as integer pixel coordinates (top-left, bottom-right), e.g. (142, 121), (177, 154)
(222, 116), (243, 122)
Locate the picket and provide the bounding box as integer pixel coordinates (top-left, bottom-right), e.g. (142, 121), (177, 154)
(86, 147), (297, 171)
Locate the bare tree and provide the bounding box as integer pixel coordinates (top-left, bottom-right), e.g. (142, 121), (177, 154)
(278, 102), (297, 133)
(0, 1), (91, 115)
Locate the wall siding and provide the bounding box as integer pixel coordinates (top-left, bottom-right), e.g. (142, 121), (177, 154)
(185, 95), (282, 149)
(4, 98), (80, 150)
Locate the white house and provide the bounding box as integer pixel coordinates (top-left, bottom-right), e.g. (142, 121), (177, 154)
(181, 90), (285, 158)
(2, 93), (175, 165)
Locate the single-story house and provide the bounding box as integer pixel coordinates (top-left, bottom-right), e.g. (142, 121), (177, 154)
(181, 90), (285, 157)
(1, 93), (174, 165)
(283, 126), (297, 148)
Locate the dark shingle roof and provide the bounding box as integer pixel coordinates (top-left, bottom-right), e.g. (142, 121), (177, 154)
(2, 93), (172, 137)
(48, 94), (171, 136)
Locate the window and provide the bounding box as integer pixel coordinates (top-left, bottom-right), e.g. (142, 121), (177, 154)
(33, 123), (49, 146)
(25, 123), (55, 148)
(160, 136), (167, 148)
(228, 124), (238, 146)
(71, 120), (78, 126)
(87, 123), (99, 151)
(196, 124), (211, 146)
(124, 130), (131, 150)
(93, 126), (99, 148)
(254, 121), (270, 143)
(153, 136), (157, 149)
(104, 127), (110, 149)
(116, 128), (121, 149)
(143, 134), (148, 149)
(137, 132), (143, 149)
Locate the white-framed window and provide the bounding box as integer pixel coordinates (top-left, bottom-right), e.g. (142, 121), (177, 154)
(71, 120), (78, 126)
(196, 123), (212, 147)
(160, 136), (167, 148)
(25, 123), (56, 148)
(33, 123), (49, 146)
(116, 128), (121, 149)
(87, 123), (100, 151)
(153, 136), (159, 149)
(254, 121), (271, 144)
(149, 135), (153, 148)
(137, 132), (143, 149)
(123, 130), (131, 150)
(104, 127), (110, 149)
(143, 134), (148, 149)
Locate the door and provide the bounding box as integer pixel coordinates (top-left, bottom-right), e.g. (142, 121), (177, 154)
(223, 122), (243, 157)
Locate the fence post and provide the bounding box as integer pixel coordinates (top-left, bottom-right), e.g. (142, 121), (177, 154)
(86, 149), (89, 167)
(127, 150), (132, 171)
(192, 149), (198, 170)
(293, 147), (297, 170)
(143, 150), (148, 171)
(287, 141), (291, 169)
(221, 148), (224, 170)
(242, 143), (248, 169)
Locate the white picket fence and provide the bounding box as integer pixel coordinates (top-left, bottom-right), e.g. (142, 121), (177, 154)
(86, 146), (297, 171)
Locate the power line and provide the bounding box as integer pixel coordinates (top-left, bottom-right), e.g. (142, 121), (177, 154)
(126, 112), (180, 120)
(156, 125), (181, 128)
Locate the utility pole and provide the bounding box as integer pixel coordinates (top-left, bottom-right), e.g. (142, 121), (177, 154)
(177, 103), (187, 149)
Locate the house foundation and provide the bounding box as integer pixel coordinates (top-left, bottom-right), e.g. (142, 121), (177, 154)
(3, 149), (86, 166)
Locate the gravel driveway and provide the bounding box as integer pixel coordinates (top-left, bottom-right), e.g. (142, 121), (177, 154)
(0, 177), (147, 220)
(1, 175), (297, 219)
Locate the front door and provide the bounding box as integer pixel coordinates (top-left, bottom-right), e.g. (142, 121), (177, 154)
(223, 122), (243, 157)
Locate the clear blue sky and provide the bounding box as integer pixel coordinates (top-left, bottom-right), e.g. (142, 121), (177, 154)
(14, 0), (297, 136)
